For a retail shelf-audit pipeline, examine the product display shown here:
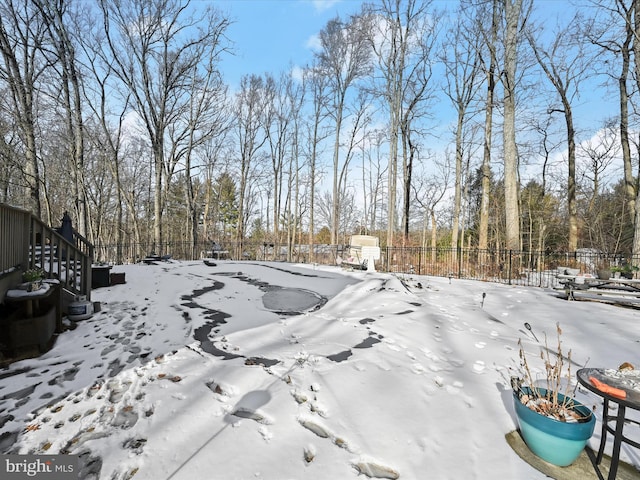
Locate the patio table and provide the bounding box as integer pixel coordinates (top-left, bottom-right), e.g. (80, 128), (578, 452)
(577, 368), (640, 480)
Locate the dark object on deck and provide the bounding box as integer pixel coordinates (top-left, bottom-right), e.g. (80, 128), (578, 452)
(143, 253), (172, 265)
(110, 272), (126, 285)
(91, 265), (112, 288)
(59, 211), (74, 243)
(56, 211), (75, 258)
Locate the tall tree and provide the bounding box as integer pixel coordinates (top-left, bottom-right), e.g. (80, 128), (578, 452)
(234, 74), (268, 251)
(315, 14), (370, 245)
(284, 73), (305, 258)
(475, 0), (499, 251)
(360, 128), (388, 234)
(263, 72), (293, 244)
(179, 51), (229, 259)
(442, 9), (482, 251)
(579, 119), (619, 214)
(631, 0), (640, 257)
(98, 0), (229, 254)
(34, 0), (89, 235)
(585, 1), (637, 254)
(82, 35), (129, 261)
(0, 0), (47, 216)
(367, 0), (435, 246)
(501, 0), (530, 251)
(527, 13), (589, 251)
(302, 61), (330, 260)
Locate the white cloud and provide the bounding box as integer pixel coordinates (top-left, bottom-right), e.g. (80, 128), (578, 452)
(290, 65), (305, 83)
(305, 33), (322, 51)
(310, 0), (341, 13)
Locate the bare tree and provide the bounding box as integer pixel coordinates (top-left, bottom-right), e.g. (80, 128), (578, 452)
(33, 0), (90, 235)
(527, 13), (590, 251)
(586, 1), (637, 251)
(578, 119), (620, 212)
(412, 154), (450, 259)
(302, 61), (330, 260)
(360, 128), (388, 234)
(442, 9), (482, 252)
(200, 136), (233, 243)
(98, 0), (230, 254)
(81, 26), (130, 261)
(470, 0), (500, 251)
(234, 74), (268, 251)
(178, 52), (229, 259)
(0, 0), (48, 216)
(338, 90), (371, 241)
(366, 0), (436, 246)
(263, 72), (295, 244)
(286, 79), (305, 259)
(523, 112), (564, 253)
(0, 106), (21, 202)
(502, 0), (531, 251)
(315, 14), (370, 245)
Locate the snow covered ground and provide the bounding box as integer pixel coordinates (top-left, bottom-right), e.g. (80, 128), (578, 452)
(1, 260), (639, 479)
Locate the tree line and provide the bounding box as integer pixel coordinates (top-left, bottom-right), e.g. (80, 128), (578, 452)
(0, 0), (638, 263)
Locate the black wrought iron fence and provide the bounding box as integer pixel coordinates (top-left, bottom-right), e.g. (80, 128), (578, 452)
(93, 239), (640, 289)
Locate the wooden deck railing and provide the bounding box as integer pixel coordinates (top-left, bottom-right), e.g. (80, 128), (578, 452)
(0, 203), (93, 300)
(0, 204), (29, 278)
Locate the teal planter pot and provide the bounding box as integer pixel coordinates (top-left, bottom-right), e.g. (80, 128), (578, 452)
(513, 388), (596, 467)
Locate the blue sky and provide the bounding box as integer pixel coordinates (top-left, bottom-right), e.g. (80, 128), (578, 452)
(204, 0), (621, 190)
(213, 0), (364, 87)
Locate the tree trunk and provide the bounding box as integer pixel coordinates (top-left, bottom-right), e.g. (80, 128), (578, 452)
(565, 105), (578, 251)
(628, 0), (640, 219)
(478, 0), (498, 251)
(502, 0), (523, 252)
(0, 4), (43, 217)
(451, 111), (464, 253)
(331, 104), (343, 245)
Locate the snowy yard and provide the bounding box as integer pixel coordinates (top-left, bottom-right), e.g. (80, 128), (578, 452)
(1, 260), (639, 479)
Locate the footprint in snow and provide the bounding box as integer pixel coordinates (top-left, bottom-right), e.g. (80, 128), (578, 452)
(299, 417), (330, 438)
(61, 429), (110, 454)
(411, 363), (426, 374)
(446, 384), (461, 395)
(258, 426), (272, 442)
(474, 341), (486, 349)
(304, 444), (317, 463)
(107, 379), (131, 403)
(420, 348), (437, 360)
(353, 459), (400, 479)
(123, 437), (147, 454)
(291, 390), (309, 404)
(111, 406), (138, 429)
(473, 360), (486, 374)
(298, 417), (352, 451)
(231, 407), (273, 425)
(449, 358), (465, 368)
